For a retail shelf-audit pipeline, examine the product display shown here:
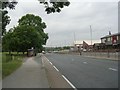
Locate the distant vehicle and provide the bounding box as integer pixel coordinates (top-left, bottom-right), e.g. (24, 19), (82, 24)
(42, 51), (46, 54)
(48, 51), (52, 53)
(83, 49), (87, 52)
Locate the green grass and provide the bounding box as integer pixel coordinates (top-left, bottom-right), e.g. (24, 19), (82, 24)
(0, 53), (2, 80)
(2, 52), (23, 79)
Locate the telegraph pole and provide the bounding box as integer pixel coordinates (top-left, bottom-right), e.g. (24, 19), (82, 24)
(74, 32), (76, 42)
(90, 25), (92, 45)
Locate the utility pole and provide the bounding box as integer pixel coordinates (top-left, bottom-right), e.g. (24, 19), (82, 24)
(74, 32), (76, 42)
(90, 25), (92, 45)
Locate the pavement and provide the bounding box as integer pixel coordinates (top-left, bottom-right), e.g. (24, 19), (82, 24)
(44, 53), (118, 88)
(2, 54), (49, 88)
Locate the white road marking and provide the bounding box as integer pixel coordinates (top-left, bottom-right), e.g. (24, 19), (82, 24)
(83, 62), (87, 64)
(43, 56), (77, 90)
(62, 75), (77, 90)
(109, 68), (118, 71)
(49, 62), (53, 65)
(72, 59), (74, 61)
(47, 58), (50, 62)
(53, 66), (59, 72)
(44, 56), (50, 62)
(44, 56), (53, 65)
(41, 58), (44, 67)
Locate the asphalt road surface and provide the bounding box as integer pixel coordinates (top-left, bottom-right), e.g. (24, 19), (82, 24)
(44, 53), (118, 88)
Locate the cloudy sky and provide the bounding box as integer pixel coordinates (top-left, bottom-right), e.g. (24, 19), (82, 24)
(6, 0), (118, 47)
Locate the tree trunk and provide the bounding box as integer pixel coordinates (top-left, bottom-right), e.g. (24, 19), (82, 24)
(9, 51), (11, 55)
(17, 52), (19, 55)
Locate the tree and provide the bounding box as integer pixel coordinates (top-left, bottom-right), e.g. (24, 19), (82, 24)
(63, 46), (70, 50)
(38, 0), (70, 14)
(0, 0), (17, 35)
(18, 14), (48, 45)
(2, 0), (70, 53)
(2, 14), (48, 54)
(1, 0), (70, 35)
(1, 1), (17, 9)
(2, 10), (10, 35)
(15, 26), (43, 53)
(2, 28), (19, 53)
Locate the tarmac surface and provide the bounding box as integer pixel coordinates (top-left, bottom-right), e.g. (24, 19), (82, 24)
(44, 53), (118, 88)
(2, 53), (118, 89)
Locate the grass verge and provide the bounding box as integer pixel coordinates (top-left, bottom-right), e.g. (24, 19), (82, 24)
(2, 52), (23, 79)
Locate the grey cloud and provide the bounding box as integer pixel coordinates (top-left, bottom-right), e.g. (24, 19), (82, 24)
(6, 1), (118, 47)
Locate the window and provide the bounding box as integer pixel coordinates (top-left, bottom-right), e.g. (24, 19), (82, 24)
(101, 38), (106, 43)
(107, 37), (111, 41)
(117, 35), (119, 40)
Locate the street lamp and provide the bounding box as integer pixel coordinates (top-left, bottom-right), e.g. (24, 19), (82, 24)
(90, 25), (92, 45)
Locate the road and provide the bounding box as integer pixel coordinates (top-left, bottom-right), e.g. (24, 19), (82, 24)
(44, 53), (118, 88)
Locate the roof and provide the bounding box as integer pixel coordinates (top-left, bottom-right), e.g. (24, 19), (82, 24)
(93, 43), (101, 45)
(101, 32), (120, 39)
(74, 41), (83, 45)
(74, 40), (100, 45)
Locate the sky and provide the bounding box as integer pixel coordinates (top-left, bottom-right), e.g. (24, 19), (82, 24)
(6, 0), (119, 47)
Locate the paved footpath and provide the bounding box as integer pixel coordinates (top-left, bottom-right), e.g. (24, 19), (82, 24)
(2, 55), (49, 88)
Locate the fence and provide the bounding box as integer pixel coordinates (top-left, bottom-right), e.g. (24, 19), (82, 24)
(82, 51), (119, 60)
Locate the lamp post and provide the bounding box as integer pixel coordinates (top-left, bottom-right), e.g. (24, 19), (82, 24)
(90, 25), (92, 45)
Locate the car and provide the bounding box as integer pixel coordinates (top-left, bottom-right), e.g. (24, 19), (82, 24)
(42, 51), (46, 54)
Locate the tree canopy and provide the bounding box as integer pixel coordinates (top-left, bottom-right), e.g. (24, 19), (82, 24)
(38, 0), (70, 14)
(2, 0), (70, 53)
(2, 14), (48, 53)
(1, 0), (70, 35)
(1, 1), (17, 9)
(2, 10), (10, 35)
(1, 1), (17, 35)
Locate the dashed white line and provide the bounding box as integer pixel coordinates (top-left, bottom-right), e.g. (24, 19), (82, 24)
(47, 58), (50, 62)
(53, 66), (59, 72)
(43, 56), (77, 90)
(41, 58), (44, 67)
(49, 62), (53, 65)
(109, 68), (118, 71)
(62, 75), (77, 90)
(83, 62), (87, 64)
(44, 56), (49, 61)
(44, 56), (53, 65)
(72, 59), (74, 61)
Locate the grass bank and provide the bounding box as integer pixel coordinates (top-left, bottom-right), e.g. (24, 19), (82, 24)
(0, 53), (2, 80)
(2, 52), (24, 79)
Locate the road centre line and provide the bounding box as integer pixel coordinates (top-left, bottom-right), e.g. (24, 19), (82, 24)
(83, 62), (87, 64)
(53, 66), (59, 72)
(62, 75), (77, 90)
(109, 68), (118, 71)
